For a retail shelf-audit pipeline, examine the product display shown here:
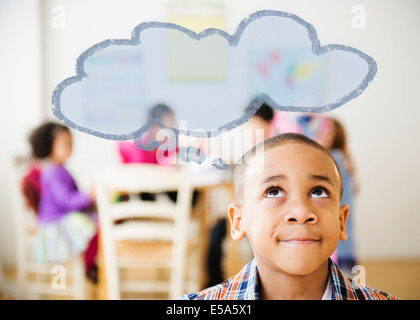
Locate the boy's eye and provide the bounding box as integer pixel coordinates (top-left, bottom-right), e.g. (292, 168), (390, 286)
(266, 188), (285, 198)
(311, 188), (329, 198)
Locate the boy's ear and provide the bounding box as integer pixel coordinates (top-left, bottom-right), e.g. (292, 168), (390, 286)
(228, 203), (246, 241)
(339, 204), (350, 242)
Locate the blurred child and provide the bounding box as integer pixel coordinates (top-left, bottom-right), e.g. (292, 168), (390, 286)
(117, 103), (179, 203)
(245, 102), (275, 145)
(118, 103), (176, 165)
(316, 117), (359, 275)
(28, 122), (97, 279)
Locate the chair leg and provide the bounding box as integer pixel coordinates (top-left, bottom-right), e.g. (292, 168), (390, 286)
(16, 262), (26, 300)
(0, 262), (9, 298)
(72, 255), (86, 300)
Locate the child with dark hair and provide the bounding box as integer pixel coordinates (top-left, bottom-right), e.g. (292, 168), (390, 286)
(244, 102), (275, 145)
(117, 103), (178, 202)
(28, 122), (97, 279)
(118, 103), (176, 165)
(315, 117), (359, 275)
(181, 133), (397, 300)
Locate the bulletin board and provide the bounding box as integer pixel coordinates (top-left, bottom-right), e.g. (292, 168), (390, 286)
(248, 48), (328, 107)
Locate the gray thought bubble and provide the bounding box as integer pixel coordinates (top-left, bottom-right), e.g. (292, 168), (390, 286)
(52, 10), (377, 144)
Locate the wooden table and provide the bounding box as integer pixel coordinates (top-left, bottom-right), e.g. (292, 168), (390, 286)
(192, 181), (240, 289)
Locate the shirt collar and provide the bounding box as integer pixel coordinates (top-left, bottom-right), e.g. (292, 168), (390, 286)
(243, 258), (260, 300)
(321, 276), (332, 300)
(247, 257), (345, 300)
(329, 258), (357, 300)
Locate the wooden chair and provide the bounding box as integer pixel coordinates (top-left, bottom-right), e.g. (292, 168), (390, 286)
(12, 155), (87, 300)
(94, 164), (198, 300)
(0, 260), (8, 298)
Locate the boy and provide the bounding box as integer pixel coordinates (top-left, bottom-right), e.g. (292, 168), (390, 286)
(180, 133), (397, 300)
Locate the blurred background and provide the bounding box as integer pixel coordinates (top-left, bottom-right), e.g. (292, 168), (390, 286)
(0, 0), (419, 299)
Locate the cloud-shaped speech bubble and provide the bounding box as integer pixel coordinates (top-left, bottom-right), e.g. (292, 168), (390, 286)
(52, 10), (376, 144)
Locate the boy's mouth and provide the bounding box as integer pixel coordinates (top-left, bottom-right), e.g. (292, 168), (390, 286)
(278, 238), (320, 245)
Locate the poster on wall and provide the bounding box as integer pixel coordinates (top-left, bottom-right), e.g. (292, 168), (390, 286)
(79, 45), (148, 133)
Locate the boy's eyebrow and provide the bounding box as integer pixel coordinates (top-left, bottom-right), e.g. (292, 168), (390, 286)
(260, 175), (288, 185)
(260, 174), (337, 188)
(311, 174), (335, 187)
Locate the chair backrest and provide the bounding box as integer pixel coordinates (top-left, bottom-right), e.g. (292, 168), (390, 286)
(11, 156), (39, 297)
(94, 163), (194, 299)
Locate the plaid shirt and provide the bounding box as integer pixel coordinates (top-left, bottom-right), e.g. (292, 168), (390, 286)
(179, 258), (398, 300)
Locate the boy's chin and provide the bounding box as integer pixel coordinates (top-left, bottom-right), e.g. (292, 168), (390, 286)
(275, 255), (329, 277)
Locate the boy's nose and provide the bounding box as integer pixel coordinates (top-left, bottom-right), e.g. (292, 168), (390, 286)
(283, 200), (318, 225)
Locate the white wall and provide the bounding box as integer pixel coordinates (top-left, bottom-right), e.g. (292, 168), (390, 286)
(1, 0), (419, 263)
(0, 0), (43, 260)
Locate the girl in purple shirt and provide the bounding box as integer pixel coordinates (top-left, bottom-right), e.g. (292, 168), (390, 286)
(29, 123), (96, 266)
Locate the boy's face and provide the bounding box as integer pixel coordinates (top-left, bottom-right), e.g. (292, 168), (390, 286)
(229, 143), (349, 276)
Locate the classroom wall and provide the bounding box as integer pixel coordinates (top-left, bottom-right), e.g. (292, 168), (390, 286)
(1, 0), (419, 264)
(0, 0), (43, 260)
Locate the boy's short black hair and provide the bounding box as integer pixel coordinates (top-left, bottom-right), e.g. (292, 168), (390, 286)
(234, 132), (343, 205)
(29, 122), (70, 159)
